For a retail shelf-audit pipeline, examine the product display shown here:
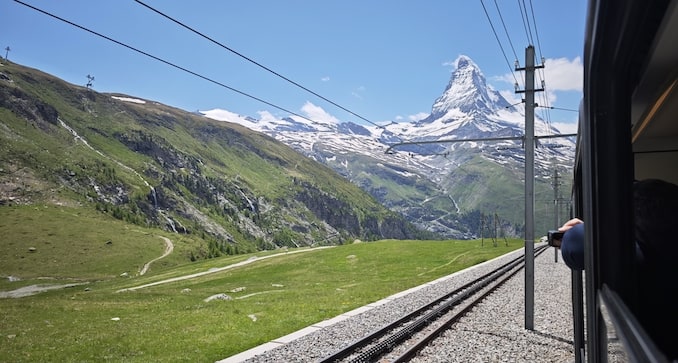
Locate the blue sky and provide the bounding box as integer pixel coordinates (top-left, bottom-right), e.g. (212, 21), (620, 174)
(2, 1), (586, 133)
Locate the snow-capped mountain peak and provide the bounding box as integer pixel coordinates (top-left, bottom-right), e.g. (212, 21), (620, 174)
(202, 55), (568, 152)
(428, 55), (511, 121)
(199, 55), (575, 239)
(201, 106), (336, 133)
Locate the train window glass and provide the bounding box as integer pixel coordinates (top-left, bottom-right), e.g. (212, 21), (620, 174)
(634, 151), (678, 184)
(630, 3), (678, 185)
(599, 296), (630, 362)
(598, 285), (670, 362)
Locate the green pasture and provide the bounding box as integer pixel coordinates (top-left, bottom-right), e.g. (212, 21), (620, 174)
(0, 206), (524, 362)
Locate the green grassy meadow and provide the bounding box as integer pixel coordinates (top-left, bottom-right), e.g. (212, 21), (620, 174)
(0, 205), (523, 362)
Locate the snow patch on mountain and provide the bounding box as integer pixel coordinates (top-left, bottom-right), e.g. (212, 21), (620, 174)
(199, 54), (575, 238)
(112, 96), (146, 104)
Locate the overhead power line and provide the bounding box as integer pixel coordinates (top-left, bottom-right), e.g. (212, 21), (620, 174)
(488, 0), (551, 133)
(134, 0), (381, 128)
(493, 0), (520, 64)
(537, 105), (578, 112)
(13, 0), (320, 125)
(527, 0), (545, 62)
(518, 0), (535, 47)
(479, 0), (521, 87)
(525, 0), (553, 132)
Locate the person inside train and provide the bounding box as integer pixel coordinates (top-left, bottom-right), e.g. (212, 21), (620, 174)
(552, 178), (678, 359)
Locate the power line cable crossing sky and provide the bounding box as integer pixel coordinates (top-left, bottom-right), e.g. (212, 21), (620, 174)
(482, 0), (556, 131)
(133, 0), (380, 128)
(11, 0), (324, 125)
(1, 0), (586, 133)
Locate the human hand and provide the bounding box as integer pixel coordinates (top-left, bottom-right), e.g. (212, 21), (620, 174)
(559, 218), (583, 233)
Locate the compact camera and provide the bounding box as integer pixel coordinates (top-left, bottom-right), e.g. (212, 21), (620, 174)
(547, 230), (564, 247)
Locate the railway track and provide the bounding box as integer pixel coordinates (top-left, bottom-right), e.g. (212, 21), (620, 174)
(319, 244), (549, 363)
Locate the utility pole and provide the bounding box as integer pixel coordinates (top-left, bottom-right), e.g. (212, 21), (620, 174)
(553, 166), (561, 262)
(493, 212), (498, 247)
(515, 45), (544, 330)
(382, 45), (560, 332)
(4, 46), (10, 61)
(480, 212), (485, 247)
(553, 166), (561, 227)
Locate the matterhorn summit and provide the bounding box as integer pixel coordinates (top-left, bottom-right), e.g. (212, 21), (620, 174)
(430, 55), (510, 118)
(394, 54), (561, 146)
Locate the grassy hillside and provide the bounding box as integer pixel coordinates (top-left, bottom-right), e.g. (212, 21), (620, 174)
(0, 60), (433, 262)
(0, 235), (522, 362)
(0, 205), (200, 281)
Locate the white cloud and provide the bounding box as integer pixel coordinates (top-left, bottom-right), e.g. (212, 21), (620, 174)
(544, 57), (583, 92)
(257, 110), (280, 123)
(321, 76), (330, 82)
(496, 56), (582, 92)
(499, 90), (524, 108)
(552, 121), (578, 134)
(542, 89), (558, 106)
(352, 85), (366, 99)
(494, 57), (582, 116)
(300, 101), (340, 125)
(408, 112), (429, 122)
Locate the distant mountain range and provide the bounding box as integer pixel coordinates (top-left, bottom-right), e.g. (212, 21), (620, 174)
(202, 55), (576, 238)
(1, 55), (575, 248)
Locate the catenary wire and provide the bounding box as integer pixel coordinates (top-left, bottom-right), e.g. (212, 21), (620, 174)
(482, 0), (577, 137)
(482, 0), (547, 132)
(479, 0), (521, 88)
(518, 0), (535, 47)
(538, 106), (578, 112)
(491, 0), (550, 130)
(527, 0), (553, 131)
(12, 0), (321, 125)
(133, 0), (381, 128)
(493, 0), (520, 65)
(517, 0), (548, 130)
(528, 0), (546, 66)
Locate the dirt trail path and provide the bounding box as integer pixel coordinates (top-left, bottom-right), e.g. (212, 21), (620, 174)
(117, 246), (334, 293)
(0, 282), (88, 298)
(139, 236), (173, 276)
(1, 236), (176, 298)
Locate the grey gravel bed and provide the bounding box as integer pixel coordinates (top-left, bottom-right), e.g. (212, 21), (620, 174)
(220, 245), (586, 363)
(411, 246), (576, 363)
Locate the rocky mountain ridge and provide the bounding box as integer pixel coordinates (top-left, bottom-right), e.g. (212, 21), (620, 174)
(202, 55), (576, 237)
(0, 61), (433, 259)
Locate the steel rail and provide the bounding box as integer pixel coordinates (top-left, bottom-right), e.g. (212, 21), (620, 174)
(392, 245), (549, 362)
(319, 245), (548, 363)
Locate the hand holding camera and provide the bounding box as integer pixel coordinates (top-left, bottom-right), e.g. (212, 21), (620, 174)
(546, 218), (584, 248)
(547, 230), (564, 247)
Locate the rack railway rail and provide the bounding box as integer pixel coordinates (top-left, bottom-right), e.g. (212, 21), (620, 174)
(319, 245), (549, 363)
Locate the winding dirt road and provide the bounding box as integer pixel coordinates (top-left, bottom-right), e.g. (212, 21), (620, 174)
(139, 236), (174, 276)
(117, 246), (334, 293)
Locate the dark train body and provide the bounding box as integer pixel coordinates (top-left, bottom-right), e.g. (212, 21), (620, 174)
(570, 0), (678, 361)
